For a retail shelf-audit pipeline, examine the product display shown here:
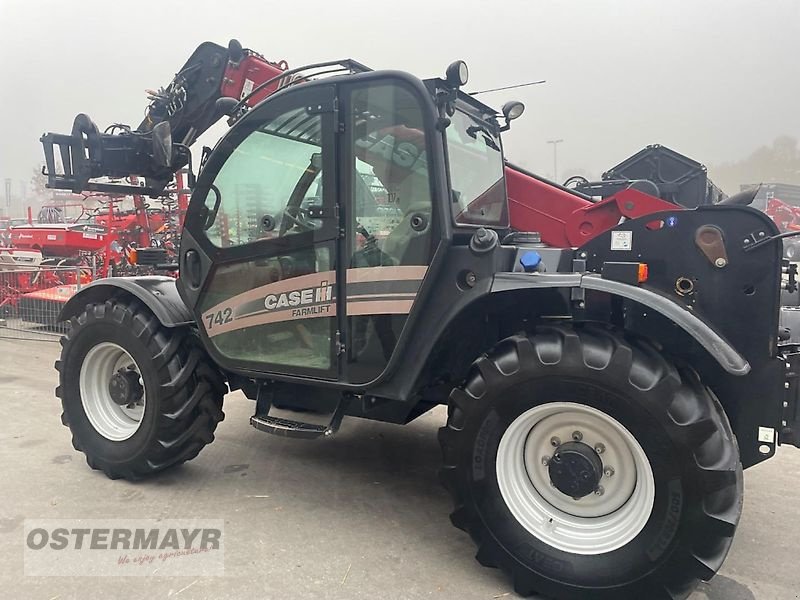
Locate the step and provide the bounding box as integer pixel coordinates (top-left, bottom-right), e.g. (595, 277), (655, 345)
(250, 414), (331, 439)
(250, 395), (346, 440)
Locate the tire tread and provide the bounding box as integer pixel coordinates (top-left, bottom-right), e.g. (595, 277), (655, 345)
(55, 298), (225, 480)
(438, 324), (743, 599)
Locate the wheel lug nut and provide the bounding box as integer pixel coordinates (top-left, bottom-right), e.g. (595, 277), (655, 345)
(604, 467), (614, 477)
(594, 443), (605, 454)
(541, 456), (550, 466)
(550, 436), (561, 447)
(595, 486), (605, 496)
(572, 430), (583, 442)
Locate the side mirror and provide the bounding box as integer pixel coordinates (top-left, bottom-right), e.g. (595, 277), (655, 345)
(215, 97), (239, 117)
(228, 39), (244, 65)
(151, 121), (173, 168)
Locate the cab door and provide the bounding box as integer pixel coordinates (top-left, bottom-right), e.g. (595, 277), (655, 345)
(339, 80), (439, 384)
(179, 85), (340, 379)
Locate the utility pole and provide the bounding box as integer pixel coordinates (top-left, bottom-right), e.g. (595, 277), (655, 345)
(546, 139), (563, 184)
(3, 178), (11, 218)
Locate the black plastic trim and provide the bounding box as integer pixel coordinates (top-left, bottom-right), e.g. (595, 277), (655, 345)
(491, 272), (751, 376)
(59, 277), (192, 327)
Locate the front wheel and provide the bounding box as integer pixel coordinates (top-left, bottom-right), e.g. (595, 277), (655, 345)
(56, 298), (226, 480)
(439, 325), (743, 599)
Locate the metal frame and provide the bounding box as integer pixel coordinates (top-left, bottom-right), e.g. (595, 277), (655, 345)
(228, 58), (372, 124)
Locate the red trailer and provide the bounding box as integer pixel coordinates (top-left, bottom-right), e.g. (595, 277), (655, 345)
(9, 222), (109, 255)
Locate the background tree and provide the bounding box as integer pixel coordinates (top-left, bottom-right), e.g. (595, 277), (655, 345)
(710, 136), (800, 193)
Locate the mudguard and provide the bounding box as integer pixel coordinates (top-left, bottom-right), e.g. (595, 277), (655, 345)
(58, 276), (194, 327)
(491, 272), (750, 376)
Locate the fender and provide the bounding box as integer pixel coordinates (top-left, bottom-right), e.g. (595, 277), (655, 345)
(59, 276), (194, 327)
(491, 272), (751, 376)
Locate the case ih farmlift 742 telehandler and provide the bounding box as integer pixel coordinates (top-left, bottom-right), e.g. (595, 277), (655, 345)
(41, 40), (800, 599)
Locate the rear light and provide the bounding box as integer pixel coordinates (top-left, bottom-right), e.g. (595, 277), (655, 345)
(638, 263), (649, 283)
(601, 261), (649, 285)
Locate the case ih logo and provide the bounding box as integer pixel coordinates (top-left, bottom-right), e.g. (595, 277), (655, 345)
(263, 280), (333, 318)
(202, 271), (338, 337)
(355, 128), (428, 180)
(201, 266), (428, 339)
(276, 71), (304, 90)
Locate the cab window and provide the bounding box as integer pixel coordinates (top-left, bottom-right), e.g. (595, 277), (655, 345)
(446, 109), (507, 227)
(202, 108), (325, 247)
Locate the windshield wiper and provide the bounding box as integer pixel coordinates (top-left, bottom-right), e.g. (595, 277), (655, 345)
(465, 125), (500, 152)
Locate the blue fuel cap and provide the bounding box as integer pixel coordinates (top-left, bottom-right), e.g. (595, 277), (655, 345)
(520, 251), (542, 272)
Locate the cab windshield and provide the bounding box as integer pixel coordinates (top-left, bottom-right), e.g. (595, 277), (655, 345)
(446, 109), (508, 227)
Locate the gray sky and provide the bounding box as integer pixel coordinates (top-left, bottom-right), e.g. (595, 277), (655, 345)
(1, 0), (798, 191)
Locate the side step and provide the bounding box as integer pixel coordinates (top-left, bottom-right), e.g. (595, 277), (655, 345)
(250, 415), (333, 439)
(250, 392), (347, 440)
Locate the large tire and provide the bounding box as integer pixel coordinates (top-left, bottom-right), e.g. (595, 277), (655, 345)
(55, 298), (226, 480)
(439, 325), (742, 599)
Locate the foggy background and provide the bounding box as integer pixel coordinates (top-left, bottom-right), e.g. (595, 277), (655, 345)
(0, 0), (798, 213)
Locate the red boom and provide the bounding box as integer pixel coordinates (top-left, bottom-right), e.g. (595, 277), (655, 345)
(505, 166), (681, 247)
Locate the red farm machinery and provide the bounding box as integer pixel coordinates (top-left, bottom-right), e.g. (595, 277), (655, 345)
(0, 175), (187, 323)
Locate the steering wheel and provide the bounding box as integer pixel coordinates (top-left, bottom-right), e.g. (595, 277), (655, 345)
(279, 205), (316, 236)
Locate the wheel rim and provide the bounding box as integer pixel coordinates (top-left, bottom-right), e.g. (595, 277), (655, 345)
(496, 402), (655, 555)
(79, 342), (146, 441)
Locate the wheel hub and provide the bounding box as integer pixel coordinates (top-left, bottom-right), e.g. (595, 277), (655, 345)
(79, 342), (146, 441)
(496, 402), (656, 555)
(108, 369), (144, 406)
(548, 441), (603, 498)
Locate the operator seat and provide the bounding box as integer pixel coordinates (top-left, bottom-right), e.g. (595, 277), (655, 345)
(381, 199), (432, 267)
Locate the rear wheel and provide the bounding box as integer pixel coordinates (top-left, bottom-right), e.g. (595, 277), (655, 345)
(439, 325), (743, 599)
(56, 298), (226, 480)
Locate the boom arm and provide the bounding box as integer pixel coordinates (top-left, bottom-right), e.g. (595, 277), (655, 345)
(40, 40), (290, 196)
(40, 40), (677, 248)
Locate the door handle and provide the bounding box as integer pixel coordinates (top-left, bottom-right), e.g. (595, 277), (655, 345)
(184, 249), (202, 289)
